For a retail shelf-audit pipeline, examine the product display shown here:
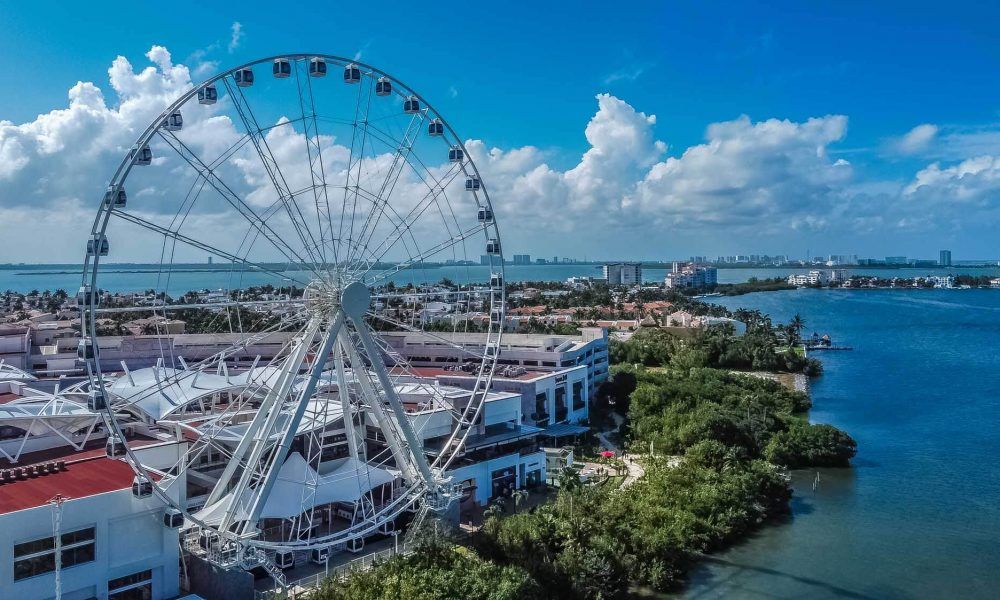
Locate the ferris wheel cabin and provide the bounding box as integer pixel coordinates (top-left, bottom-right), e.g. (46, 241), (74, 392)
(162, 110), (183, 131)
(428, 118), (445, 136)
(103, 186), (127, 208)
(130, 145), (152, 166)
(273, 58), (291, 78)
(309, 57), (327, 77)
(234, 67), (254, 87)
(198, 84), (218, 104)
(375, 76), (392, 96)
(403, 95), (420, 114)
(343, 63), (362, 83)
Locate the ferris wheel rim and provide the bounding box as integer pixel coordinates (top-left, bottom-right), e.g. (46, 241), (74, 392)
(80, 52), (507, 553)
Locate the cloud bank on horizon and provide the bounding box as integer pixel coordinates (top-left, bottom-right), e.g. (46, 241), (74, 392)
(1, 45), (999, 264)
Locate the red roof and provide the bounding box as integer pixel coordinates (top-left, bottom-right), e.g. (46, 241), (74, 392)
(0, 435), (161, 469)
(0, 457), (139, 514)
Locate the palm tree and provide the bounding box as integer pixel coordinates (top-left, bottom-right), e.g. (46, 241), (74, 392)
(788, 314), (805, 346)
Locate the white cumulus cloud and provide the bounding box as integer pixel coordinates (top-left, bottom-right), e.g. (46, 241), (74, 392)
(894, 123), (939, 155)
(3, 44), (1000, 264)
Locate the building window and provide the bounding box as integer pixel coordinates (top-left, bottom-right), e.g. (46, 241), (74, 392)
(572, 381), (585, 411)
(108, 569), (153, 600)
(490, 466), (516, 499)
(13, 526), (96, 581)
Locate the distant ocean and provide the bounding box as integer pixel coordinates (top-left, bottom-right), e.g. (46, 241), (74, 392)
(2, 264), (999, 294)
(681, 289), (1000, 599)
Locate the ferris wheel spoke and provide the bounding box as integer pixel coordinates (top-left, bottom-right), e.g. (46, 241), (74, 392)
(110, 209), (312, 287)
(342, 183), (419, 262)
(334, 71), (372, 273)
(293, 59), (338, 267)
(345, 108), (425, 267)
(349, 162), (467, 280)
(347, 120), (434, 260)
(222, 78), (326, 272)
(389, 139), (469, 243)
(341, 317), (439, 489)
(344, 75), (378, 272)
(92, 298), (306, 315)
(156, 130), (325, 276)
(362, 223), (486, 287)
(365, 310), (487, 359)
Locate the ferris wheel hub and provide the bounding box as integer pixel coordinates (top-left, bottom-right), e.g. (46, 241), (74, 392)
(341, 281), (371, 318)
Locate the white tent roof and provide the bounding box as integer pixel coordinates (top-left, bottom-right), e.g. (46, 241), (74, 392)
(194, 453), (396, 525)
(111, 364), (351, 423)
(109, 366), (247, 421)
(0, 362), (36, 382)
(0, 397), (98, 435)
(197, 400), (345, 444)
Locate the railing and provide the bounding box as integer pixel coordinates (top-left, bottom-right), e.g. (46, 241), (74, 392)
(253, 543), (412, 600)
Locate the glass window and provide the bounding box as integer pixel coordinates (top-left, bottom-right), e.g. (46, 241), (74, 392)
(109, 568), (153, 600)
(13, 526), (95, 581)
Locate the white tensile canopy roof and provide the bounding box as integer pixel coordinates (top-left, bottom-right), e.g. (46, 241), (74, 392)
(196, 400), (345, 444)
(0, 361), (37, 383)
(109, 366), (247, 421)
(194, 452), (396, 525)
(109, 366), (347, 422)
(0, 394), (100, 462)
(0, 397), (98, 435)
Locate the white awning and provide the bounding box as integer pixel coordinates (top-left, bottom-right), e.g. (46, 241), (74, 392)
(194, 453), (396, 525)
(0, 397), (97, 435)
(196, 400), (345, 444)
(109, 366), (246, 421)
(111, 366), (348, 422)
(0, 362), (36, 383)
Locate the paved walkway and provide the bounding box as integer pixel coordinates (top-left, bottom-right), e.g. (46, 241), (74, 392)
(596, 412), (645, 488)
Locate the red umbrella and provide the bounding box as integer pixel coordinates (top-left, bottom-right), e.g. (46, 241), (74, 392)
(600, 451), (616, 458)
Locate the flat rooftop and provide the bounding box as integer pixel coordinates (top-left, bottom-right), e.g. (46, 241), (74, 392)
(0, 434), (160, 469)
(0, 456), (138, 514)
(396, 366), (547, 382)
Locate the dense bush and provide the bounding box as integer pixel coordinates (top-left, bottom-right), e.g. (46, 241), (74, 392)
(611, 321), (823, 375)
(311, 534), (540, 600)
(622, 366), (815, 457)
(764, 422), (858, 467)
(472, 453), (791, 596)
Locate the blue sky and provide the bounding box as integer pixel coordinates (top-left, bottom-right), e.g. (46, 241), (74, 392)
(1, 0), (999, 262)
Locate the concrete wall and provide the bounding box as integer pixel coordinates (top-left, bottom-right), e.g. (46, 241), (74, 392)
(0, 488), (180, 599)
(447, 449), (546, 506)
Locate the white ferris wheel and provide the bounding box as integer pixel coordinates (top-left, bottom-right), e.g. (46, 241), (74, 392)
(77, 54), (504, 571)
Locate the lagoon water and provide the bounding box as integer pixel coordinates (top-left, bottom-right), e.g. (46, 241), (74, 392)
(682, 289), (1000, 599)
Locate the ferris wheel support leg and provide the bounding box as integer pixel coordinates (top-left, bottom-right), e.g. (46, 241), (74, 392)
(333, 342), (363, 462)
(347, 308), (439, 493)
(207, 317), (323, 527)
(337, 331), (420, 486)
(241, 310), (345, 533)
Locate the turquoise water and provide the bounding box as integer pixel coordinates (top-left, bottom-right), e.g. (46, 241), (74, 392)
(2, 264), (998, 294)
(682, 289), (1000, 599)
